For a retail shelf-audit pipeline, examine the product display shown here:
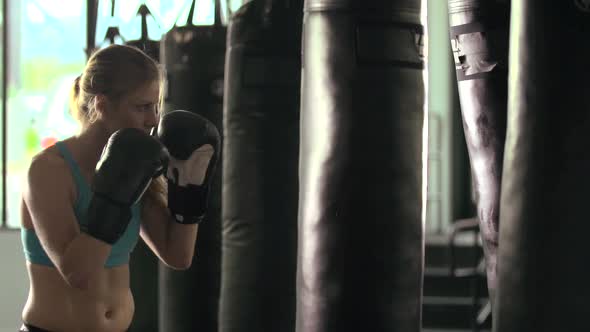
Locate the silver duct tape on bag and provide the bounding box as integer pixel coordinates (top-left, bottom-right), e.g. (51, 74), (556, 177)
(447, 0), (510, 310)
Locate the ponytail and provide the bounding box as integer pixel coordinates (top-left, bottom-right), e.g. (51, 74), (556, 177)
(69, 75), (83, 123)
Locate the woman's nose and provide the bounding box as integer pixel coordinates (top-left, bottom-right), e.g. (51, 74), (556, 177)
(146, 108), (159, 127)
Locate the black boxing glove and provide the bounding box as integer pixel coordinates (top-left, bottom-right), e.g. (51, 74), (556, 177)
(85, 128), (169, 244)
(156, 110), (220, 224)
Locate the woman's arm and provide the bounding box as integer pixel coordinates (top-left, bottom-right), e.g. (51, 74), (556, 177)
(139, 185), (198, 270)
(24, 152), (111, 290)
(139, 140), (215, 269)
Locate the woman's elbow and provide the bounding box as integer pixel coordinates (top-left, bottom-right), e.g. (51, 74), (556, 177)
(164, 253), (194, 270)
(59, 257), (95, 290)
(64, 271), (91, 290)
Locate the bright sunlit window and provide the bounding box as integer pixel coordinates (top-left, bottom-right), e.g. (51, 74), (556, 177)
(0, 0), (5, 228)
(94, 0), (241, 48)
(5, 0), (86, 228)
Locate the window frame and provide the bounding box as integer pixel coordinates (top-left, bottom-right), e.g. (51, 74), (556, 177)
(1, 0), (8, 229)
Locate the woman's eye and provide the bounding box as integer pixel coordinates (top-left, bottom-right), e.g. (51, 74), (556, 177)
(138, 104), (154, 112)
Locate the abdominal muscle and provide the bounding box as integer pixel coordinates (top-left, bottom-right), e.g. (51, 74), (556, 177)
(22, 262), (134, 332)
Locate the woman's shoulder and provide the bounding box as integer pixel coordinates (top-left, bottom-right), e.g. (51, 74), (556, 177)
(29, 144), (65, 172)
(25, 142), (73, 193)
(30, 136), (80, 167)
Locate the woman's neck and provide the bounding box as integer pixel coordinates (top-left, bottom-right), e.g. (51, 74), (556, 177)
(74, 122), (112, 168)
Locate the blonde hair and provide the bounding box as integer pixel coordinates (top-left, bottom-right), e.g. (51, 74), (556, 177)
(70, 44), (164, 127)
(70, 44), (167, 205)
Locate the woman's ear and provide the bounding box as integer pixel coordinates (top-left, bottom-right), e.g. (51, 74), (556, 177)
(93, 94), (109, 119)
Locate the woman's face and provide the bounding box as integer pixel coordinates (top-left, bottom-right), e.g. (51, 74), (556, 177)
(102, 80), (160, 135)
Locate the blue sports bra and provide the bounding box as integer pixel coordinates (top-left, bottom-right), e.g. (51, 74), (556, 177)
(21, 141), (142, 268)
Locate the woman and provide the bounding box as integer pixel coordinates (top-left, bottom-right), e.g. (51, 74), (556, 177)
(19, 44), (215, 332)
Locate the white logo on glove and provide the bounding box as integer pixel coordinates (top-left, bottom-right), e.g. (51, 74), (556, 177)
(167, 144), (214, 186)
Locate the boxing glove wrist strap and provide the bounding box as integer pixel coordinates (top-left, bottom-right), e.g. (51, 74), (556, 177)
(167, 180), (209, 224)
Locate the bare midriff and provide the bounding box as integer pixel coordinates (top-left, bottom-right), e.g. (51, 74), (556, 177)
(22, 263), (134, 332)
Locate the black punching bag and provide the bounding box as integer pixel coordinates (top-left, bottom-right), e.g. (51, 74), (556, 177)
(220, 0), (302, 331)
(448, 0), (510, 307)
(494, 2), (590, 332)
(126, 6), (161, 331)
(158, 1), (226, 331)
(297, 0), (426, 331)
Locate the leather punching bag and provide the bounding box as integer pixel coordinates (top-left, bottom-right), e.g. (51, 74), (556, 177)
(448, 0), (510, 307)
(494, 2), (590, 331)
(158, 1), (226, 332)
(126, 6), (161, 331)
(297, 0), (426, 331)
(220, 0), (302, 331)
